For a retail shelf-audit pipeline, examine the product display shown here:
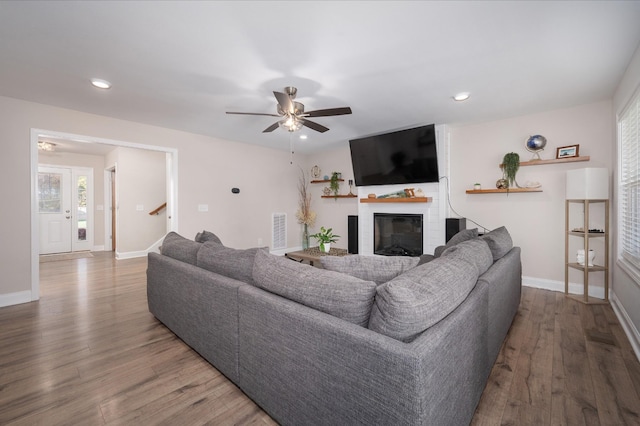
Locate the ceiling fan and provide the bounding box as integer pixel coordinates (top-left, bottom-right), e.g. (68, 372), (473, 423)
(226, 86), (352, 133)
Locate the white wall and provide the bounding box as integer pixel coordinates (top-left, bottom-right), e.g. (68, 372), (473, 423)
(112, 147), (166, 254)
(449, 100), (613, 294)
(0, 95), (302, 306)
(612, 42), (640, 355)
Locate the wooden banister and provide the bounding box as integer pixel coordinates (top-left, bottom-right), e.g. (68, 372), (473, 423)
(149, 202), (167, 215)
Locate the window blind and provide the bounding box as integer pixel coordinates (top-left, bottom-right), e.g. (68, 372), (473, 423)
(619, 90), (640, 273)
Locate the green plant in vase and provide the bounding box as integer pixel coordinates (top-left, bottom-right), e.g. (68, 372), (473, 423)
(330, 172), (341, 198)
(501, 152), (520, 190)
(310, 226), (340, 253)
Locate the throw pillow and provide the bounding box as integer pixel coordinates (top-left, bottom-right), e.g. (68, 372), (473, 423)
(417, 254), (435, 266)
(433, 228), (478, 257)
(160, 232), (202, 265)
(195, 230), (223, 245)
(252, 250), (377, 327)
(320, 255), (420, 285)
(441, 238), (493, 276)
(368, 253), (480, 342)
(481, 226), (513, 261)
(197, 241), (266, 284)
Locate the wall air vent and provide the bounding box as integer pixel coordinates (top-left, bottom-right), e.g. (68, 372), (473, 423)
(272, 213), (287, 250)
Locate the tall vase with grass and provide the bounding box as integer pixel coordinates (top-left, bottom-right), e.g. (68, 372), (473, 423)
(296, 168), (316, 250)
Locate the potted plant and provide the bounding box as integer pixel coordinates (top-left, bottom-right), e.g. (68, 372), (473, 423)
(330, 172), (341, 198)
(501, 152), (520, 189)
(310, 226), (340, 253)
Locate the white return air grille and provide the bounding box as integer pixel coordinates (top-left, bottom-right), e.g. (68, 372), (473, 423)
(272, 213), (287, 250)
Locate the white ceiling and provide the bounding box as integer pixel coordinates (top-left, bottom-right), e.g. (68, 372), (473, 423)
(2, 1), (640, 154)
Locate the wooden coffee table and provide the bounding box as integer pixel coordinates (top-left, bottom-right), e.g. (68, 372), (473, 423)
(285, 247), (349, 267)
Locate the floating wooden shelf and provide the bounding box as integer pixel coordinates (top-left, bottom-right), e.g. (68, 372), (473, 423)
(359, 197), (432, 203)
(466, 188), (542, 194)
(321, 194), (357, 199)
(311, 179), (345, 184)
(499, 156), (590, 168)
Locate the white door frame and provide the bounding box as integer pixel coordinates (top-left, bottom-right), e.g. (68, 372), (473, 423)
(30, 129), (179, 301)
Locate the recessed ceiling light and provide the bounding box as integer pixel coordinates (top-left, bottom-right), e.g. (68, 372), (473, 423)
(90, 78), (112, 89)
(453, 92), (470, 102)
(299, 134), (308, 140)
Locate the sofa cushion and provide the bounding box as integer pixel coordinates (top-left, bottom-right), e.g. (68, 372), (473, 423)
(195, 230), (223, 245)
(368, 254), (480, 342)
(252, 250), (377, 327)
(481, 226), (513, 261)
(160, 232), (201, 265)
(434, 228), (478, 257)
(320, 255), (420, 285)
(197, 241), (265, 284)
(441, 238), (493, 276)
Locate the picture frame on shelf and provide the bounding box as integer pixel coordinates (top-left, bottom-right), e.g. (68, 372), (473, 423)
(556, 144), (579, 159)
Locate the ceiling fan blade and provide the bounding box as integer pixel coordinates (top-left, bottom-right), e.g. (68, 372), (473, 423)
(300, 118), (329, 133)
(262, 121), (282, 133)
(273, 91), (294, 114)
(226, 112), (280, 117)
(304, 107), (352, 117)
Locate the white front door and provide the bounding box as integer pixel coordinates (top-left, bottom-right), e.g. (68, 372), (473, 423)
(39, 166), (72, 254)
(38, 166), (94, 254)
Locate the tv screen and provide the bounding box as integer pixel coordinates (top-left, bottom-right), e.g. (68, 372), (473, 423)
(349, 124), (439, 186)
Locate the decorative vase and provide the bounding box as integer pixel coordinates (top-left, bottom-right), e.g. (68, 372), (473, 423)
(496, 178), (509, 189)
(577, 249), (595, 266)
(320, 242), (331, 253)
(474, 183), (481, 190)
(302, 224), (309, 250)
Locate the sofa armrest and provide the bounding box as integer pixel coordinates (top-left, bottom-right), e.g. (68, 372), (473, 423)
(147, 252), (246, 382)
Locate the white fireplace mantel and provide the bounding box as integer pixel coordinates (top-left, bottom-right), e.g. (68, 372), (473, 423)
(354, 124), (449, 256)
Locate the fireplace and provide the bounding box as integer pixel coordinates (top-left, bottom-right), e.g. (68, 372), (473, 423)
(374, 213), (423, 256)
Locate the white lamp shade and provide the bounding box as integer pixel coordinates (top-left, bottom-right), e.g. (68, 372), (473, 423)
(566, 168), (609, 200)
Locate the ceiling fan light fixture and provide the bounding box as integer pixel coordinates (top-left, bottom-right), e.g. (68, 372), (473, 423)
(38, 141), (56, 151)
(90, 78), (112, 89)
(453, 92), (470, 102)
(280, 116), (303, 132)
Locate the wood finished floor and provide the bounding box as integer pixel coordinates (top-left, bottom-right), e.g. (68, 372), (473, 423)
(0, 252), (639, 425)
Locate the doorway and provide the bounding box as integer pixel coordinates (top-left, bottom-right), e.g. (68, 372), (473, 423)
(38, 165), (93, 254)
(30, 128), (178, 301)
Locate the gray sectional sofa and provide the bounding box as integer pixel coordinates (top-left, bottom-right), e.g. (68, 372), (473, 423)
(147, 227), (522, 425)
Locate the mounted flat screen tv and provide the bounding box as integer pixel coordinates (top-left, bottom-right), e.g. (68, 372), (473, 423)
(349, 124), (439, 186)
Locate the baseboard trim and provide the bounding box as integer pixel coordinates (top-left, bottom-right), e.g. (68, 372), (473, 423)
(270, 246), (303, 256)
(0, 290), (34, 308)
(115, 250), (148, 260)
(115, 237), (164, 260)
(522, 275), (605, 300)
(610, 293), (640, 362)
